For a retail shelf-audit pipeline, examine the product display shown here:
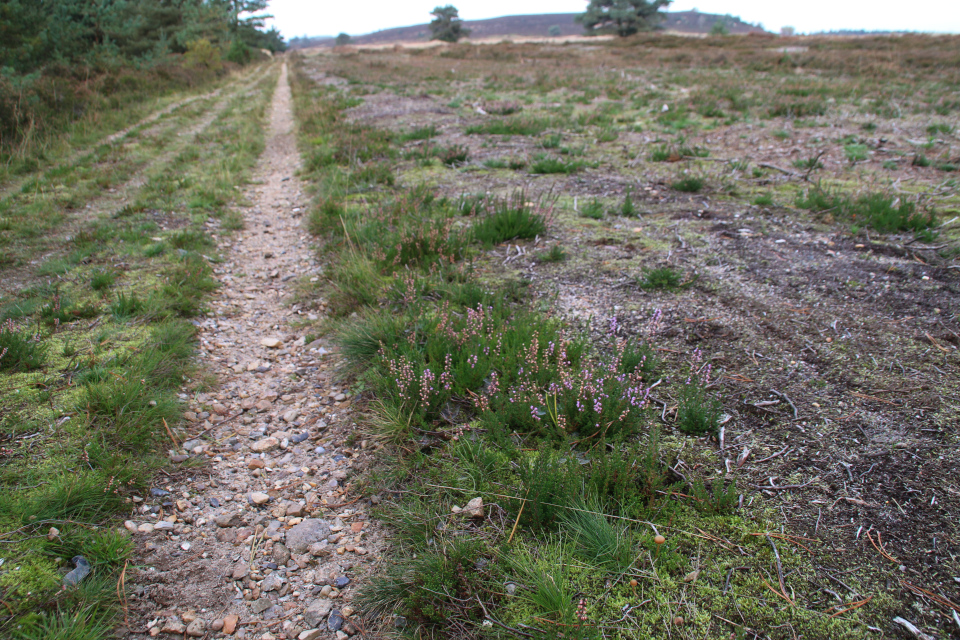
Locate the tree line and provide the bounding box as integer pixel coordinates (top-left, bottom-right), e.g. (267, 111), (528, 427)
(0, 0), (284, 74)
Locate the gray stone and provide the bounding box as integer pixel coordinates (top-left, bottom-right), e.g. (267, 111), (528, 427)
(251, 597), (273, 614)
(182, 439), (203, 451)
(272, 543), (291, 566)
(154, 521), (175, 531)
(285, 518), (331, 554)
(249, 492), (271, 505)
(299, 631), (323, 640)
(215, 513), (243, 528)
(261, 572), (284, 592)
(333, 576), (350, 589)
(186, 619), (205, 637)
(303, 599), (333, 627)
(251, 437), (279, 453)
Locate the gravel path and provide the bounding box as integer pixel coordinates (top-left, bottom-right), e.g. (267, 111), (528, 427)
(124, 63), (384, 640)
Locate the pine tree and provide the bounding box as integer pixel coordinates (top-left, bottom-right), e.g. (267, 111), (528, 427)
(429, 5), (470, 43)
(577, 0), (672, 37)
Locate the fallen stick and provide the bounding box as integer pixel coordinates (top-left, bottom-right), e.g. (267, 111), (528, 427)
(893, 617), (935, 640)
(750, 477), (819, 491)
(768, 389), (798, 419)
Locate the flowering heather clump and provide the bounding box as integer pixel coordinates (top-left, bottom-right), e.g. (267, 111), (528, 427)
(376, 303), (570, 428)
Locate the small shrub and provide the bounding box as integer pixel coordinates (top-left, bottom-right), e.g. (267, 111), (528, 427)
(400, 125), (438, 142)
(637, 266), (684, 290)
(671, 176), (704, 193)
(541, 133), (562, 149)
(792, 155), (823, 171)
(579, 198), (604, 219)
(927, 123), (954, 136)
(529, 155), (585, 174)
(912, 154), (932, 167)
(438, 144), (469, 167)
(110, 292), (143, 321)
(677, 352), (722, 435)
(619, 189), (637, 217)
(797, 187), (937, 235)
(539, 244), (567, 262)
(90, 270), (117, 292)
(753, 194), (774, 206)
(691, 474), (739, 515)
(0, 320), (46, 372)
(597, 127), (619, 143)
(465, 117), (551, 136)
(844, 143), (869, 164)
(472, 194), (548, 246)
(482, 158), (508, 169)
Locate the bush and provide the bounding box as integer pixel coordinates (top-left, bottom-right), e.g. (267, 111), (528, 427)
(797, 186), (937, 235)
(471, 194), (548, 246)
(579, 198), (605, 219)
(671, 176), (704, 193)
(529, 155), (585, 174)
(438, 144), (469, 166)
(0, 321), (46, 372)
(637, 266), (683, 290)
(465, 117), (551, 136)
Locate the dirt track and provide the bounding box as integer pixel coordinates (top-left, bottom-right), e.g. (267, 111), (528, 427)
(121, 64), (384, 639)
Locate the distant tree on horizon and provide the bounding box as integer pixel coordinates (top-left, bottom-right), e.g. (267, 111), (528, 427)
(577, 0), (672, 37)
(335, 32), (352, 45)
(429, 5), (470, 42)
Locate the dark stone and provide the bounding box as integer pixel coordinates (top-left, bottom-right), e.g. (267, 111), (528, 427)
(327, 611), (343, 631)
(333, 576), (350, 589)
(210, 498), (220, 508)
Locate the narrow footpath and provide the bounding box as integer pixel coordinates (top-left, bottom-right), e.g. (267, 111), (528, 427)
(125, 63), (384, 640)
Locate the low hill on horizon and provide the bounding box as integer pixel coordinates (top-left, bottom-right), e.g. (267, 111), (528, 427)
(289, 11), (766, 49)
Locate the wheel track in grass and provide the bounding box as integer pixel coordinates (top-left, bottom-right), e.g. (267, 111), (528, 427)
(0, 64), (276, 298)
(122, 62), (386, 639)
(0, 68), (255, 200)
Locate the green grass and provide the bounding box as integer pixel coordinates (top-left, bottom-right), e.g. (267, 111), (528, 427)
(797, 186), (937, 236)
(529, 155), (585, 174)
(89, 270), (117, 292)
(539, 244), (567, 262)
(472, 196), (548, 247)
(671, 176), (704, 193)
(465, 117), (551, 136)
(0, 63), (277, 638)
(579, 198), (605, 219)
(400, 125), (439, 141)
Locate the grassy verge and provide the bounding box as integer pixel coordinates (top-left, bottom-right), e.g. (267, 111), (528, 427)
(291, 56), (884, 639)
(0, 62), (278, 639)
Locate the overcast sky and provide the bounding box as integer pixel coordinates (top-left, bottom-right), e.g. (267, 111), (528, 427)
(264, 0), (960, 39)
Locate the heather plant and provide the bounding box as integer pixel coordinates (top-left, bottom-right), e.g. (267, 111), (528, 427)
(0, 319), (46, 372)
(677, 349), (722, 435)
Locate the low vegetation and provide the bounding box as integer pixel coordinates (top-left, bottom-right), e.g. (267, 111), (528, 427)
(0, 59), (278, 637)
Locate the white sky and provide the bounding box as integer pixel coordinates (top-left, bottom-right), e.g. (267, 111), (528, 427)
(263, 0), (960, 39)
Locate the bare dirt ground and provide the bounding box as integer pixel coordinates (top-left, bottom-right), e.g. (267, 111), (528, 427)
(290, 40), (960, 639)
(122, 64), (384, 640)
